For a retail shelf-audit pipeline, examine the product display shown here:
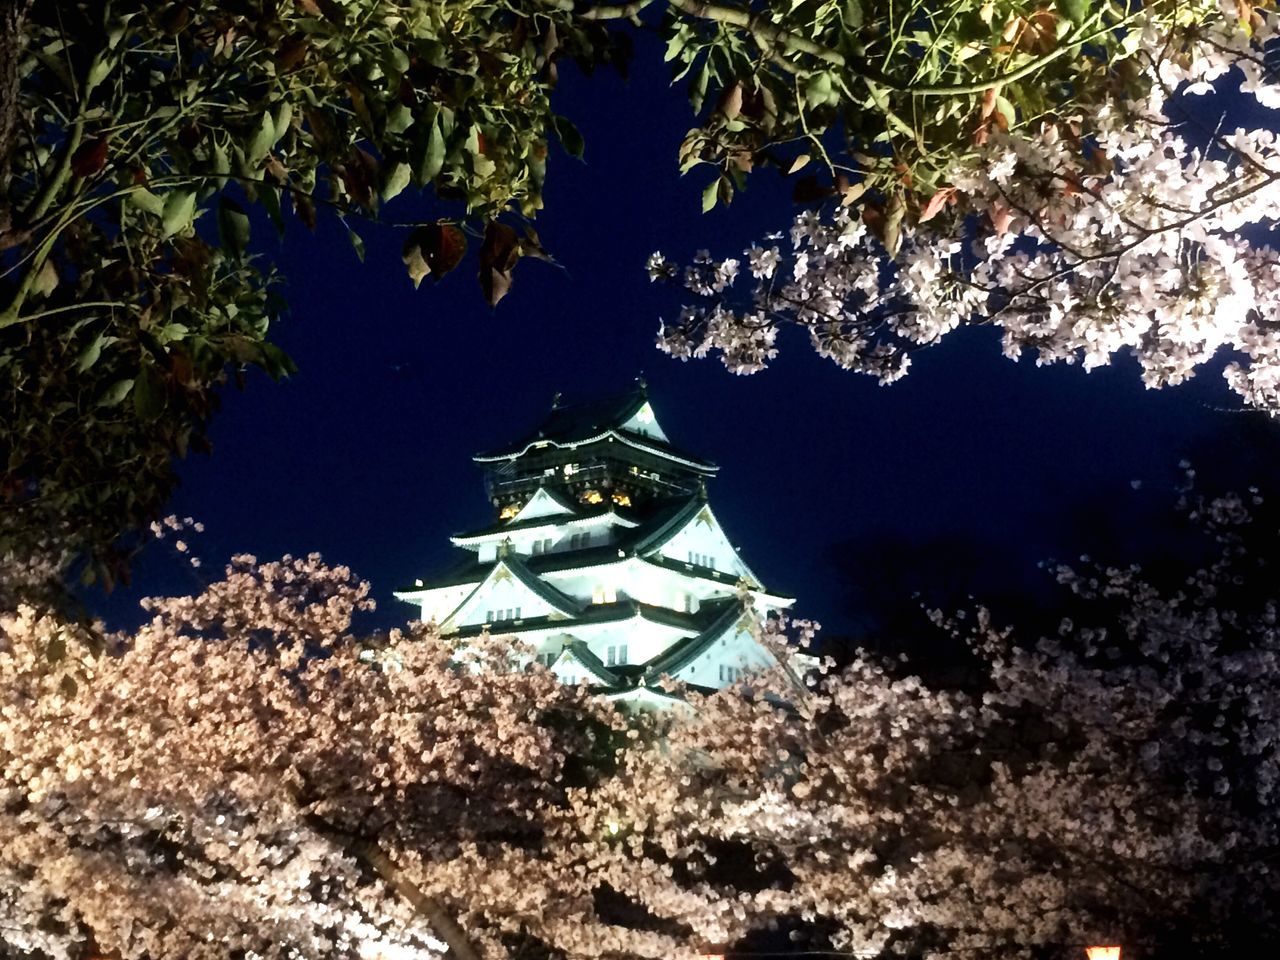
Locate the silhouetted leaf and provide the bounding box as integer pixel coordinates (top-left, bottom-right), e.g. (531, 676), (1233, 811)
(70, 137), (109, 178)
(403, 223), (467, 287)
(218, 197), (251, 258)
(478, 221), (519, 307)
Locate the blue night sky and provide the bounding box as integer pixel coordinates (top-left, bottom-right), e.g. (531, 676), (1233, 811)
(90, 32), (1262, 639)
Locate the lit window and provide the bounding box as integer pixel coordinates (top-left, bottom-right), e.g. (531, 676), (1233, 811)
(563, 463), (578, 476)
(612, 492), (632, 507)
(581, 489), (603, 505)
(499, 503), (520, 520)
(592, 585), (617, 605)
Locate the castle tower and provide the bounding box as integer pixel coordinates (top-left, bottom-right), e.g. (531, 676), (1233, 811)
(395, 384), (807, 707)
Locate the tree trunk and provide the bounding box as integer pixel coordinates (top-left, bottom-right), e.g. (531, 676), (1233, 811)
(0, 0), (32, 242)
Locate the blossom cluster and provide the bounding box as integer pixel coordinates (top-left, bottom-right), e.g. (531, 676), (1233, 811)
(4, 485), (1279, 958)
(654, 3), (1280, 411)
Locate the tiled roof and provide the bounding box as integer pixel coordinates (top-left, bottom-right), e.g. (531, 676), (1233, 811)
(473, 387), (716, 471)
(641, 601), (748, 681)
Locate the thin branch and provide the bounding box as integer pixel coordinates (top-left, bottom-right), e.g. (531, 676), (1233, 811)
(577, 0), (656, 19)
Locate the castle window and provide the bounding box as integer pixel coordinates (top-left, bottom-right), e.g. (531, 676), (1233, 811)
(592, 585), (617, 605)
(485, 609), (494, 622)
(606, 644), (627, 666)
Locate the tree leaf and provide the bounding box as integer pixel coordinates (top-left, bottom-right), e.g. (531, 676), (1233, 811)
(701, 177), (719, 213)
(31, 260), (59, 299)
(478, 221), (520, 308)
(247, 111), (274, 165)
(718, 82), (743, 121)
(1057, 0), (1089, 25)
(133, 363), (164, 420)
(551, 115), (584, 160)
(383, 161), (412, 202)
(218, 197), (251, 258)
(76, 332), (114, 372)
(98, 378), (134, 407)
(805, 73), (833, 109)
(993, 94), (1017, 131)
(919, 186), (957, 223)
(419, 116), (446, 183)
(788, 154), (811, 175)
(403, 223), (468, 287)
(128, 188), (166, 217)
(70, 137), (109, 178)
(161, 190), (197, 239)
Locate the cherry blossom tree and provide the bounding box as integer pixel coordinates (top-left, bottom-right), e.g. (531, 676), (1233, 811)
(652, 1), (1280, 412)
(4, 484), (1278, 959)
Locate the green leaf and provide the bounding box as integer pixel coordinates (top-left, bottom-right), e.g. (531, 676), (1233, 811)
(844, 0), (864, 29)
(128, 188), (166, 217)
(994, 94), (1017, 130)
(260, 185), (284, 236)
(1057, 0), (1090, 26)
(387, 104), (414, 135)
(133, 363), (164, 420)
(383, 161), (412, 202)
(272, 101), (293, 146)
(218, 197), (251, 258)
(98, 378), (134, 407)
(551, 115), (584, 160)
(31, 260), (59, 299)
(76, 332), (115, 372)
(805, 72), (834, 109)
(701, 177), (719, 213)
(247, 111), (274, 164)
(161, 189), (196, 238)
(257, 342), (297, 380)
(420, 117), (446, 183)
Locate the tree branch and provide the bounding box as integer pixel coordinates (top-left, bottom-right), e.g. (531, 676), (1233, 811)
(306, 814), (484, 960)
(666, 0), (846, 67)
(577, 0), (656, 19)
(0, 0), (33, 239)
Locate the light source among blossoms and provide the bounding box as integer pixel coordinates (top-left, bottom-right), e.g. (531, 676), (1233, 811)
(1085, 947), (1121, 960)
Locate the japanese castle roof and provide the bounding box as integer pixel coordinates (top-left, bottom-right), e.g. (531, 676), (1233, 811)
(473, 386), (718, 473)
(399, 494), (787, 598)
(450, 502), (635, 544)
(447, 596), (739, 641)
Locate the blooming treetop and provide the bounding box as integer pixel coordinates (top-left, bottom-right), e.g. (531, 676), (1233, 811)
(4, 489), (1278, 958)
(653, 1), (1280, 412)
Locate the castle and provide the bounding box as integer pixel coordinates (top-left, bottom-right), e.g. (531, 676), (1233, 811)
(395, 384), (809, 707)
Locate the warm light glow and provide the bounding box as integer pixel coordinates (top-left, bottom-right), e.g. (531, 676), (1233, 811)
(1086, 947), (1121, 960)
(581, 489), (604, 505)
(499, 503), (520, 520)
(611, 491), (632, 507)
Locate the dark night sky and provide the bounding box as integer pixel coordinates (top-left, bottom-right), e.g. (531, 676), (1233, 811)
(89, 32), (1264, 638)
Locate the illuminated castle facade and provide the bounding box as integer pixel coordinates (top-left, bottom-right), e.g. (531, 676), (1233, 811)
(395, 384), (808, 707)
